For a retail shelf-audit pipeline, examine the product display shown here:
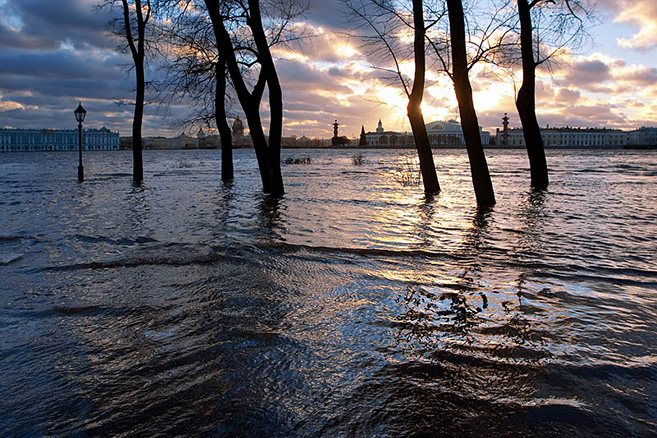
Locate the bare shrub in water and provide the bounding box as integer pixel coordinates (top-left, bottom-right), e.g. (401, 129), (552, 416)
(284, 157), (312, 165)
(395, 156), (422, 186)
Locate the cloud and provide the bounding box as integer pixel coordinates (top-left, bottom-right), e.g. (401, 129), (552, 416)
(0, 0), (177, 135)
(0, 48), (125, 80)
(0, 0), (117, 51)
(304, 0), (363, 31)
(565, 59), (611, 87)
(606, 0), (657, 50)
(556, 88), (581, 104)
(0, 96), (25, 113)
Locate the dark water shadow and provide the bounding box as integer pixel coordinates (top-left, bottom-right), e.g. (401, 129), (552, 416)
(125, 184), (152, 236)
(212, 179), (235, 230)
(255, 193), (288, 243)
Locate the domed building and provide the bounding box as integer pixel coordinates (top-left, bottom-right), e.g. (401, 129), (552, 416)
(362, 119), (489, 147)
(425, 119), (489, 146)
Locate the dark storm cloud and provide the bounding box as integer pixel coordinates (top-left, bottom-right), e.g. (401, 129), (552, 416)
(0, 48), (125, 80)
(304, 0), (353, 30)
(0, 0), (117, 51)
(1, 77), (131, 100)
(0, 1), (151, 133)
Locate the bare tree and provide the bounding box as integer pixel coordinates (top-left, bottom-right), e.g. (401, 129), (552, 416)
(513, 0), (593, 190)
(203, 0), (307, 196)
(156, 5), (236, 180)
(105, 0), (153, 184)
(437, 0), (497, 206)
(343, 0), (440, 194)
(408, 0), (440, 194)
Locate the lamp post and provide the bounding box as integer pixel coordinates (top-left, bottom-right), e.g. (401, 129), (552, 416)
(74, 102), (87, 182)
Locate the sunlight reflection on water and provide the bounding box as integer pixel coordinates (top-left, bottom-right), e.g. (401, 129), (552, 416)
(1, 148), (656, 436)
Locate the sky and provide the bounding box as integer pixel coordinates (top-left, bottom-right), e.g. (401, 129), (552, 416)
(1, 0), (656, 139)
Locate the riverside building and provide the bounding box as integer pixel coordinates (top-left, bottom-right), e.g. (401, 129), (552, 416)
(494, 114), (637, 148)
(496, 126), (628, 148)
(363, 119), (489, 147)
(0, 127), (119, 152)
(628, 127), (657, 147)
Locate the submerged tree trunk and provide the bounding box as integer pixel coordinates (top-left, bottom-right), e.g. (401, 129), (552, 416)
(133, 55), (145, 184)
(446, 0), (495, 206)
(516, 0), (549, 190)
(205, 0), (284, 196)
(214, 60), (233, 181)
(408, 0), (440, 194)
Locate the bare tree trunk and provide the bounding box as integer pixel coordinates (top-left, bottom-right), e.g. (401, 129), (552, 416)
(214, 60), (233, 181)
(516, 0), (549, 190)
(446, 0), (495, 206)
(133, 55), (145, 184)
(120, 0), (148, 185)
(408, 0), (440, 194)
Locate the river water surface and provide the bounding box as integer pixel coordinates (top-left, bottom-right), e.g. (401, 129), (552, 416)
(1, 148), (656, 437)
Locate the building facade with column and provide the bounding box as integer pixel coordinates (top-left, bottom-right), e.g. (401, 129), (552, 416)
(364, 119), (490, 147)
(495, 126), (628, 148)
(0, 127), (119, 152)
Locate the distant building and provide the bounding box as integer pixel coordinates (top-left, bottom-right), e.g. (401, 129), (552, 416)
(0, 127), (119, 152)
(363, 119), (489, 147)
(232, 117), (244, 138)
(231, 116), (253, 147)
(496, 126), (628, 148)
(364, 119), (412, 147)
(628, 127), (657, 147)
(142, 136), (170, 149)
(426, 119), (490, 146)
(282, 135), (330, 148)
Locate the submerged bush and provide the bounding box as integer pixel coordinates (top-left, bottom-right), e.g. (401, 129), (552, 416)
(284, 157), (312, 165)
(394, 156), (421, 186)
(352, 153), (365, 165)
(175, 159), (192, 168)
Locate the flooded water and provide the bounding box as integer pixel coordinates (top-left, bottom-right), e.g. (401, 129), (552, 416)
(1, 148), (656, 437)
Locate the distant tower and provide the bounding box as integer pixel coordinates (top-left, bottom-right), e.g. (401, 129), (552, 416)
(333, 120), (340, 138)
(197, 126), (205, 139)
(359, 125), (367, 146)
(502, 113), (509, 145)
(232, 116), (244, 138)
(376, 119), (384, 134)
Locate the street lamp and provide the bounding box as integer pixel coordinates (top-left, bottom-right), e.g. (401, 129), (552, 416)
(74, 102), (87, 182)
